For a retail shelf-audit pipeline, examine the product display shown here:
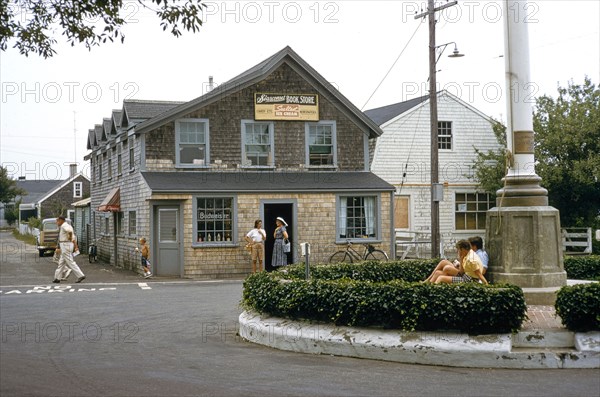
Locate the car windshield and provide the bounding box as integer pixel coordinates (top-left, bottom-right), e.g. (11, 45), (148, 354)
(43, 221), (58, 231)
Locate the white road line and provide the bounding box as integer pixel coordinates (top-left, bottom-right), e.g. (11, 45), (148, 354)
(138, 282), (152, 290)
(0, 279), (242, 289)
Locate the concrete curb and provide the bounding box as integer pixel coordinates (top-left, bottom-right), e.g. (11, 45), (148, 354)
(239, 311), (600, 369)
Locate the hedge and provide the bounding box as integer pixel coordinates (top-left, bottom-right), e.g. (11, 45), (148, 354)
(563, 255), (600, 281)
(242, 262), (527, 334)
(555, 283), (600, 332)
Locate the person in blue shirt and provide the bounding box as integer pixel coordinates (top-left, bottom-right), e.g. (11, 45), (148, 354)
(468, 236), (489, 275)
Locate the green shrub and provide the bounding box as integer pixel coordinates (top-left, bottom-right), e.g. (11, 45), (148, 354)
(26, 216), (41, 230)
(564, 256), (600, 281)
(555, 283), (600, 332)
(243, 263), (527, 334)
(280, 259), (438, 283)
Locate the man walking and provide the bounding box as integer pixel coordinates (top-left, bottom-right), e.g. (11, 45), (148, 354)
(53, 216), (86, 283)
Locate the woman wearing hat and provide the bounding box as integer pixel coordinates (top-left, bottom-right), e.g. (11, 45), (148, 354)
(272, 217), (289, 267)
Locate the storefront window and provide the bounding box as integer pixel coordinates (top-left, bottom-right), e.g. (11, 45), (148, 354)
(337, 195), (379, 241)
(194, 197), (235, 245)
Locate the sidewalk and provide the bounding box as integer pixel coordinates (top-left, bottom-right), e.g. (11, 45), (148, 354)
(522, 305), (564, 330)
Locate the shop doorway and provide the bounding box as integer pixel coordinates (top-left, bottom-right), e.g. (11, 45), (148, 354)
(262, 202), (295, 271)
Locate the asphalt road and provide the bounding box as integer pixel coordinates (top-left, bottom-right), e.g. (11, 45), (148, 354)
(1, 231), (599, 397)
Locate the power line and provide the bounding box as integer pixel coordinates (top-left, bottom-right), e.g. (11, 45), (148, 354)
(361, 21), (424, 111)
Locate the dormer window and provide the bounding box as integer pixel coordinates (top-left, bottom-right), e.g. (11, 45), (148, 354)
(176, 119), (210, 167)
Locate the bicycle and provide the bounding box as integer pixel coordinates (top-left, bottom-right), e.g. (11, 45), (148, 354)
(329, 240), (389, 263)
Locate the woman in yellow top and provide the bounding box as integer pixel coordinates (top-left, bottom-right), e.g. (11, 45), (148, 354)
(433, 240), (488, 284)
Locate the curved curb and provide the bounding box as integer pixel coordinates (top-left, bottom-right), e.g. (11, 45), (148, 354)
(239, 311), (600, 369)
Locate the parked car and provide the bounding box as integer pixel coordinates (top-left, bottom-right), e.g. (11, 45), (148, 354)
(36, 218), (72, 257)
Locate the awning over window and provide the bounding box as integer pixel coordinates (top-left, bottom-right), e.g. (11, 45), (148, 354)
(98, 187), (120, 212)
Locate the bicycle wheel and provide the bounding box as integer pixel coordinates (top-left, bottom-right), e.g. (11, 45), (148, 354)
(329, 251), (352, 264)
(365, 250), (389, 262)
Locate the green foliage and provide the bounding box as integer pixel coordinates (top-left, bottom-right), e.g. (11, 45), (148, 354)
(3, 202), (18, 226)
(470, 78), (600, 229)
(0, 166), (25, 204)
(280, 259), (438, 283)
(564, 256), (600, 281)
(1, 0), (206, 58)
(243, 262), (527, 334)
(468, 120), (507, 199)
(533, 77), (600, 228)
(555, 283), (600, 332)
(26, 216), (41, 230)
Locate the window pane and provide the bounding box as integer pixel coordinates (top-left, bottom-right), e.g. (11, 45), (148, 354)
(466, 213), (477, 229)
(180, 145), (205, 164)
(340, 195), (377, 239)
(455, 213), (465, 229)
(196, 197), (234, 243)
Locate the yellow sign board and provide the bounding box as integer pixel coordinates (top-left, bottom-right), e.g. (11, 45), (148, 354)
(254, 93), (319, 121)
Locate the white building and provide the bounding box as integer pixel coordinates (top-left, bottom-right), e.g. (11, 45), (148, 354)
(366, 91), (503, 256)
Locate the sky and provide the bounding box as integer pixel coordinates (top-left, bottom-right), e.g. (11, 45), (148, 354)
(1, 0), (598, 180)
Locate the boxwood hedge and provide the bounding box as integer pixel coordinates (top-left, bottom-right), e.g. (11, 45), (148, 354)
(555, 283), (600, 332)
(242, 261), (527, 334)
(563, 255), (600, 281)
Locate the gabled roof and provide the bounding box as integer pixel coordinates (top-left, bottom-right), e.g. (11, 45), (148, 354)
(141, 171), (394, 193)
(87, 129), (96, 150)
(121, 100), (184, 128)
(365, 91), (496, 127)
(134, 46), (384, 139)
(365, 95), (429, 126)
(16, 180), (63, 204)
(35, 173), (90, 205)
(103, 118), (112, 137)
(111, 109), (123, 131)
(94, 124), (106, 144)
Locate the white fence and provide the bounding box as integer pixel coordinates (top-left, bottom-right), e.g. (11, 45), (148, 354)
(562, 227), (593, 255)
(18, 223), (40, 237)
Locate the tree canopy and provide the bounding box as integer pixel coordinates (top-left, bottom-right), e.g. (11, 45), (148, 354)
(471, 78), (600, 228)
(1, 0), (205, 58)
(0, 166), (25, 204)
(533, 77), (600, 227)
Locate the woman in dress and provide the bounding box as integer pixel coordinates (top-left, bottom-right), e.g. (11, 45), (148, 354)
(271, 217), (289, 267)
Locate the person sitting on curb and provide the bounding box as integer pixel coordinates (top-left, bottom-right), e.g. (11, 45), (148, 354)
(430, 239), (488, 284)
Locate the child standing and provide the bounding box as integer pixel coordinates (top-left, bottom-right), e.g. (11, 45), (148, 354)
(135, 237), (152, 278)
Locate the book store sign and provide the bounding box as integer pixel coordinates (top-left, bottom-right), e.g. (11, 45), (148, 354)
(254, 93), (319, 121)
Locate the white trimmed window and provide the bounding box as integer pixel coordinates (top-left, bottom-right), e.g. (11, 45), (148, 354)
(241, 121), (274, 167)
(193, 197), (236, 245)
(455, 192), (494, 230)
(337, 195), (379, 241)
(128, 211), (137, 236)
(176, 119), (210, 167)
(306, 121), (336, 167)
(73, 182), (83, 198)
(438, 121), (452, 150)
(128, 137), (135, 170)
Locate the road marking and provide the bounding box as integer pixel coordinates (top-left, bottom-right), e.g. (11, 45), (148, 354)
(0, 279), (242, 289)
(138, 283), (151, 290)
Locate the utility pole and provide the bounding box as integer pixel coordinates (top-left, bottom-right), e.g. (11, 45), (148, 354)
(415, 0), (457, 258)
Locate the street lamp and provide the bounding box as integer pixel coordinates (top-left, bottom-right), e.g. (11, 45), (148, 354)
(415, 0), (463, 258)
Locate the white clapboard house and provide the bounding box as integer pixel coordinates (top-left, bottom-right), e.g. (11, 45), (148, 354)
(365, 91), (503, 257)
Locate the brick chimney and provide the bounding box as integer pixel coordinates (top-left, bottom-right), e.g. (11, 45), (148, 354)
(69, 163), (77, 178)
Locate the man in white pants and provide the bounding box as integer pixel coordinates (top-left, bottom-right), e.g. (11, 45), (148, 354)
(53, 216), (86, 283)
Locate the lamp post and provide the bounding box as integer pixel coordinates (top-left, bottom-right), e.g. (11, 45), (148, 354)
(415, 0), (462, 258)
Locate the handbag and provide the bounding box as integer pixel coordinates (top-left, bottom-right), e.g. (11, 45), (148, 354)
(283, 239), (291, 253)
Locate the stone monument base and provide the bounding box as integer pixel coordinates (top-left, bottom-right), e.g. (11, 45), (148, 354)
(485, 206), (567, 291)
